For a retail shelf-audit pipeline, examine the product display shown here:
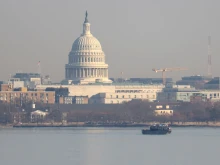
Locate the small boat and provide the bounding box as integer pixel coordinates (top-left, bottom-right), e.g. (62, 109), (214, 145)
(142, 123), (171, 135)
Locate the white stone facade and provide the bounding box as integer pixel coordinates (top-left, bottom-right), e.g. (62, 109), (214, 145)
(36, 84), (163, 104)
(65, 12), (112, 84)
(89, 92), (157, 104)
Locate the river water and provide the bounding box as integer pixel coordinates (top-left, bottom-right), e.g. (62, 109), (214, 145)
(0, 127), (219, 165)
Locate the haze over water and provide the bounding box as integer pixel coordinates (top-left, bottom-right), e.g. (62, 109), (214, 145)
(0, 127), (219, 165)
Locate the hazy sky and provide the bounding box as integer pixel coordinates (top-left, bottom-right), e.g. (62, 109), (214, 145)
(0, 0), (220, 82)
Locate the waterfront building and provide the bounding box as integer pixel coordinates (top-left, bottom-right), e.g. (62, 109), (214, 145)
(65, 11), (112, 84)
(31, 110), (49, 122)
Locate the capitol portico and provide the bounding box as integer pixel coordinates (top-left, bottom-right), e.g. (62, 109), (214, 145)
(65, 11), (112, 84)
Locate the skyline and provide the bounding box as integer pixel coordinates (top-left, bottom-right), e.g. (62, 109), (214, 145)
(1, 0), (220, 82)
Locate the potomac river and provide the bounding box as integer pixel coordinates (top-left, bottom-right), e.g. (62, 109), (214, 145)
(0, 127), (219, 165)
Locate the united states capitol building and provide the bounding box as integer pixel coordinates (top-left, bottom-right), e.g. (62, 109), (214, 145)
(36, 12), (164, 104)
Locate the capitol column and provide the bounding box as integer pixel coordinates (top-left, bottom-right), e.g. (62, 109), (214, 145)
(103, 69), (105, 77)
(65, 68), (67, 79)
(73, 68), (75, 78)
(85, 68), (87, 77)
(69, 69), (72, 78)
(82, 68), (84, 77)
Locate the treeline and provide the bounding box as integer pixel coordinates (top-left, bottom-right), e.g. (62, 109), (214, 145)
(1, 100), (220, 124)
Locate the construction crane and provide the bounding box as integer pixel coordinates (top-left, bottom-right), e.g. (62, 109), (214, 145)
(152, 68), (187, 85)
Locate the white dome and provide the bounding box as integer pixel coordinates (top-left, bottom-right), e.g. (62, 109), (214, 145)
(71, 35), (102, 51)
(65, 11), (112, 84)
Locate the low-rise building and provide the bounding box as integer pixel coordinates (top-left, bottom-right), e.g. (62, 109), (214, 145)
(31, 110), (49, 122)
(154, 105), (173, 116)
(0, 86), (55, 104)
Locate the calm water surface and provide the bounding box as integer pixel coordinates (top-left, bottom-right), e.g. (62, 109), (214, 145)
(0, 127), (220, 165)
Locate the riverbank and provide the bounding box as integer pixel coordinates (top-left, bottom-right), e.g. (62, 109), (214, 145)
(2, 121), (219, 128)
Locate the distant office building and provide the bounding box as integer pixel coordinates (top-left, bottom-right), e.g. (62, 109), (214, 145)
(12, 72), (41, 88)
(204, 77), (220, 90)
(8, 78), (24, 88)
(129, 78), (172, 84)
(176, 75), (212, 89)
(0, 81), (5, 85)
(157, 83), (199, 102)
(157, 82), (220, 102)
(42, 75), (52, 85)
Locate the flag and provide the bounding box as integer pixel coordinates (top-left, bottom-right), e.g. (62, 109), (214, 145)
(38, 61), (40, 66)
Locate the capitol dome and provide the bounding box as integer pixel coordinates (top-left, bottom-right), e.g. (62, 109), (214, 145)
(71, 35), (102, 51)
(65, 11), (112, 84)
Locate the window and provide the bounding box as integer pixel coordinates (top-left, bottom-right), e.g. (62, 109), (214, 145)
(116, 95), (118, 98)
(122, 95), (124, 98)
(134, 95), (136, 98)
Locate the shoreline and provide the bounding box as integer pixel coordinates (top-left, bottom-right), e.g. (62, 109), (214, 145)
(1, 121), (220, 128)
